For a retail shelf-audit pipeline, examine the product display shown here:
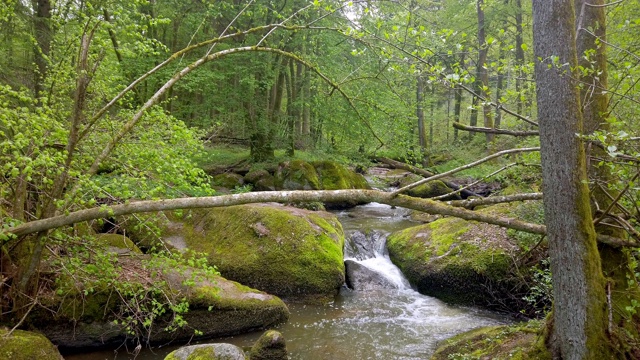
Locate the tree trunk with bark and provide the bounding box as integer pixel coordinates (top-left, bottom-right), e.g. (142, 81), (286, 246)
(532, 1), (611, 358)
(575, 0), (640, 351)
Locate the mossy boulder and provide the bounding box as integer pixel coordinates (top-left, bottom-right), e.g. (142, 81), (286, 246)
(274, 160), (321, 190)
(386, 204), (526, 309)
(174, 204), (345, 302)
(430, 321), (550, 360)
(398, 174), (459, 200)
(311, 161), (370, 190)
(0, 328), (63, 360)
(30, 255), (289, 350)
(244, 170), (276, 191)
(249, 330), (287, 360)
(312, 160), (371, 208)
(165, 343), (247, 360)
(94, 233), (142, 254)
(212, 173), (245, 189)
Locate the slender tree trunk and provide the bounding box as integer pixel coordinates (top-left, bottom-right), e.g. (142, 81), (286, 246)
(416, 75), (427, 163)
(429, 84), (434, 150)
(454, 52), (465, 142)
(476, 0), (494, 144)
(514, 0), (525, 116)
(302, 66), (311, 148)
(532, 1), (611, 358)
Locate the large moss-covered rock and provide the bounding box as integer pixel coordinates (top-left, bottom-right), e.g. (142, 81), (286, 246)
(430, 321), (550, 360)
(398, 174), (459, 200)
(244, 170), (276, 191)
(249, 330), (288, 360)
(312, 160), (371, 208)
(165, 343), (247, 360)
(175, 204), (345, 302)
(274, 160), (321, 190)
(312, 161), (370, 190)
(386, 204), (524, 308)
(212, 173), (245, 189)
(94, 233), (142, 254)
(0, 328), (63, 360)
(31, 255), (289, 350)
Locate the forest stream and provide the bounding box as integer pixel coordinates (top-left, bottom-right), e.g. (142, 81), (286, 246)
(66, 202), (511, 360)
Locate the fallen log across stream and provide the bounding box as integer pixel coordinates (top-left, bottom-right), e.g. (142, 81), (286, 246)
(3, 189), (637, 248)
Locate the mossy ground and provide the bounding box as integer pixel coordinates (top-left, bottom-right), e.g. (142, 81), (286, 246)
(178, 204), (345, 302)
(430, 321), (551, 360)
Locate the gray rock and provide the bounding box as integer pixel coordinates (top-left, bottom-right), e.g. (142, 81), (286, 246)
(165, 343), (246, 360)
(345, 259), (400, 290)
(249, 330), (287, 360)
(344, 230), (387, 260)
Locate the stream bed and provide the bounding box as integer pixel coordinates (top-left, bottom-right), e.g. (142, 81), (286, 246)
(66, 203), (511, 360)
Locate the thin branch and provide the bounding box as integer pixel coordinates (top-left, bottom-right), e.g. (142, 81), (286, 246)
(431, 162), (519, 201)
(584, 0), (625, 7)
(445, 192), (543, 208)
(593, 169), (640, 225)
(452, 122), (539, 137)
(375, 156), (480, 198)
(390, 147), (540, 197)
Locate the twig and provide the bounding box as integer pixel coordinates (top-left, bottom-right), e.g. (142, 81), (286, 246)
(593, 169), (640, 225)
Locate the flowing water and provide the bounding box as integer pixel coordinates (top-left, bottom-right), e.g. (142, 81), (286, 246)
(66, 202), (510, 360)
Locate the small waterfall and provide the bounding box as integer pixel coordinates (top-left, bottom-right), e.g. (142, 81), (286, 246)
(344, 230), (412, 291)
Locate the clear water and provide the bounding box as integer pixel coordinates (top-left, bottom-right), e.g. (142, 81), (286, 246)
(65, 202), (511, 360)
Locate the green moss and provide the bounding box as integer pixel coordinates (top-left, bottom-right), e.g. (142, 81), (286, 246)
(94, 233), (142, 253)
(398, 175), (457, 199)
(165, 343), (247, 360)
(212, 173), (245, 189)
(0, 328), (62, 360)
(430, 321), (551, 360)
(274, 160), (320, 190)
(244, 170), (276, 191)
(387, 209), (522, 307)
(179, 204), (345, 302)
(311, 160), (370, 190)
(249, 330), (287, 360)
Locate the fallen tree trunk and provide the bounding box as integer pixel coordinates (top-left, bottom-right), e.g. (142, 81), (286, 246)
(2, 190), (635, 248)
(375, 157), (480, 198)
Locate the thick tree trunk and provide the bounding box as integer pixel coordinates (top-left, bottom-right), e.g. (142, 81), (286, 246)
(532, 1), (611, 358)
(575, 0), (640, 350)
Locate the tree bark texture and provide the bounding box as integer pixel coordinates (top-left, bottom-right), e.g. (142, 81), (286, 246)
(532, 1), (609, 358)
(475, 0), (494, 144)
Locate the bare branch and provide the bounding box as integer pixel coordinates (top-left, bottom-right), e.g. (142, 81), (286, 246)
(431, 162), (520, 201)
(445, 193), (543, 209)
(390, 147), (540, 197)
(453, 122), (539, 137)
(375, 157), (480, 198)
